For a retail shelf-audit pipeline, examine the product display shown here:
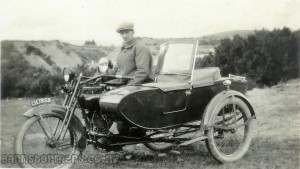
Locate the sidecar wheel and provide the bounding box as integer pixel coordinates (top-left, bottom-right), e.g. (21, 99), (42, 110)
(15, 114), (80, 168)
(205, 97), (253, 163)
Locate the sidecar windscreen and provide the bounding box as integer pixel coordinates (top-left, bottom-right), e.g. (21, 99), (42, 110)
(156, 42), (196, 75)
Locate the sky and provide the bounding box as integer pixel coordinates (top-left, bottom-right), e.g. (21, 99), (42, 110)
(0, 0), (299, 46)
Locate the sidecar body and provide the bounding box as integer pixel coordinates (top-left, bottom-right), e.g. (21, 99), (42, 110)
(100, 41), (251, 129)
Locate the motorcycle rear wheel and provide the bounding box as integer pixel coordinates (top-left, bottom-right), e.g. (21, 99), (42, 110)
(15, 114), (80, 168)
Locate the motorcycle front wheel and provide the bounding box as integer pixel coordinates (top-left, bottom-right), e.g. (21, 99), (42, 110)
(15, 113), (80, 168)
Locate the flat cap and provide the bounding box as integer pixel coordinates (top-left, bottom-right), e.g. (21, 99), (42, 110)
(116, 22), (134, 33)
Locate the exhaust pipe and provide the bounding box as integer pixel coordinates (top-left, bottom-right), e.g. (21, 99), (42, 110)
(179, 136), (207, 146)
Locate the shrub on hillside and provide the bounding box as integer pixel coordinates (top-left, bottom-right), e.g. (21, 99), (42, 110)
(195, 52), (216, 69)
(25, 45), (56, 66)
(1, 42), (64, 98)
(214, 28), (299, 87)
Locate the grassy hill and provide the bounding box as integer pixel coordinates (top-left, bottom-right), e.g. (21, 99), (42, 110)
(1, 30), (255, 74)
(1, 40), (115, 73)
(137, 30), (255, 62)
(202, 30), (254, 39)
(139, 30), (254, 46)
(1, 40), (117, 97)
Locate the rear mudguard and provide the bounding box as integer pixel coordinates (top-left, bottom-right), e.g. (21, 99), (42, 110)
(199, 90), (256, 132)
(23, 104), (86, 151)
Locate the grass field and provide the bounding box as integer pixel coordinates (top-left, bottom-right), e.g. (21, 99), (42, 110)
(1, 79), (299, 168)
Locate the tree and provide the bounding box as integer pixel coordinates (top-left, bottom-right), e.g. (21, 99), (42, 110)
(1, 42), (64, 98)
(195, 52), (215, 69)
(214, 38), (235, 76)
(214, 28), (299, 87)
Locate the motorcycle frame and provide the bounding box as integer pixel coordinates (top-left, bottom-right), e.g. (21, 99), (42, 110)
(54, 66), (256, 148)
(54, 74), (195, 148)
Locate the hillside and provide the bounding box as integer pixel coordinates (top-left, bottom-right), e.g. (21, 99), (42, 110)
(139, 30), (255, 46)
(1, 40), (115, 73)
(202, 30), (254, 39)
(1, 40), (117, 98)
(137, 30), (255, 61)
(1, 30), (255, 74)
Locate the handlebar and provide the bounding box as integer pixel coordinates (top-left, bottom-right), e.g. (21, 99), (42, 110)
(102, 75), (134, 80)
(81, 74), (133, 84)
(82, 86), (105, 91)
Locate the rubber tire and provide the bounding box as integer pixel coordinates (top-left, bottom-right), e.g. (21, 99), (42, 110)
(205, 97), (253, 163)
(15, 114), (80, 168)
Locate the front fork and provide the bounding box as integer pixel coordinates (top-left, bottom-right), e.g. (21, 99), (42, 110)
(53, 74), (83, 140)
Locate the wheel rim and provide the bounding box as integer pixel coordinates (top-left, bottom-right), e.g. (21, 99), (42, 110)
(212, 101), (249, 156)
(21, 115), (77, 168)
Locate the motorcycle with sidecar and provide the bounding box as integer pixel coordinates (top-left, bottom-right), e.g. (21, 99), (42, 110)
(15, 40), (256, 168)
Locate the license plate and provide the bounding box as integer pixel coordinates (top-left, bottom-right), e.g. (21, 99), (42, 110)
(31, 98), (52, 107)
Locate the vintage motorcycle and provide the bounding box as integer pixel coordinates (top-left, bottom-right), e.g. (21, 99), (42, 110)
(15, 41), (256, 168)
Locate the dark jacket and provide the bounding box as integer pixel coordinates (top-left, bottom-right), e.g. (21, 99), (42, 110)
(115, 39), (152, 84)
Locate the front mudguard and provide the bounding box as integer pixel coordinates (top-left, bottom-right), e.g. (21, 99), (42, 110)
(200, 90), (256, 132)
(23, 104), (87, 151)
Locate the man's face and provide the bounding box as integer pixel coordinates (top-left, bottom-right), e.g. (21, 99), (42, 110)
(119, 30), (134, 43)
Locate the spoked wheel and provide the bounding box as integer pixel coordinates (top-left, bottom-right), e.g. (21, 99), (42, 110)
(205, 97), (253, 163)
(15, 114), (80, 168)
(144, 131), (174, 152)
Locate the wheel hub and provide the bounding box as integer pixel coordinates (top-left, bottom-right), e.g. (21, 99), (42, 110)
(46, 138), (58, 148)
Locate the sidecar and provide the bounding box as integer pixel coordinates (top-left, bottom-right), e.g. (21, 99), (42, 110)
(100, 41), (255, 129)
(99, 41), (255, 163)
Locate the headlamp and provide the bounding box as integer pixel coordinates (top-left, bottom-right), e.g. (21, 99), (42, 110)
(99, 57), (109, 73)
(62, 67), (75, 82)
